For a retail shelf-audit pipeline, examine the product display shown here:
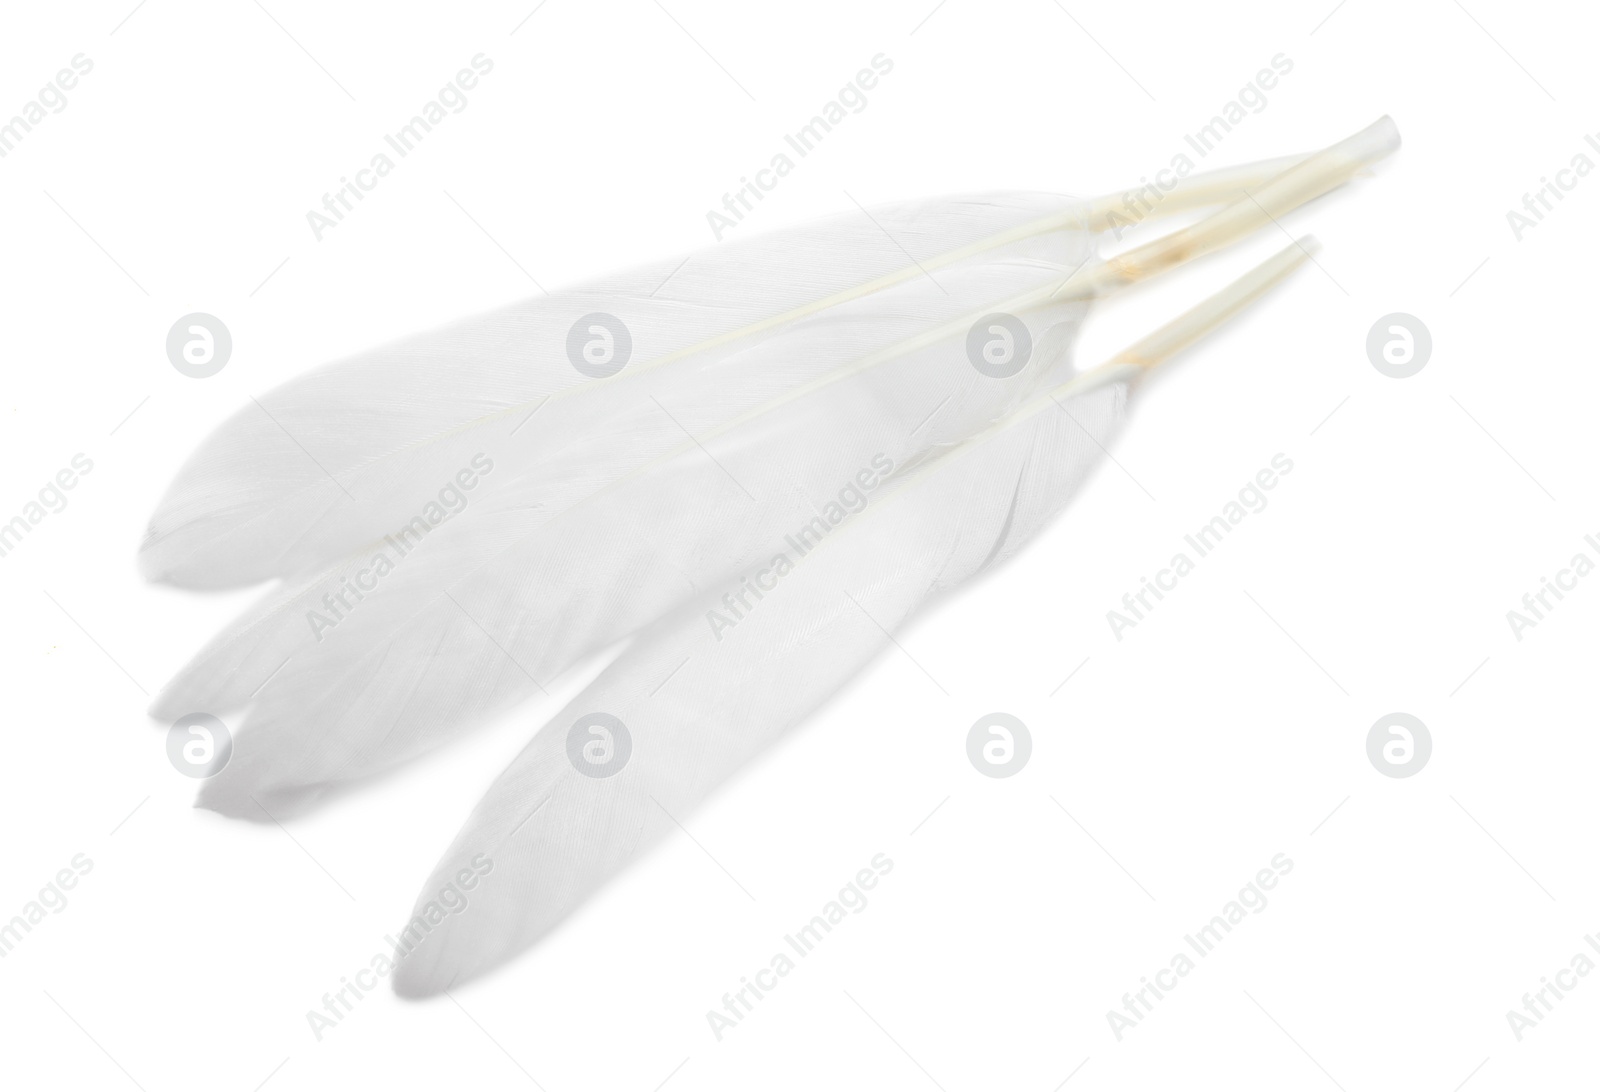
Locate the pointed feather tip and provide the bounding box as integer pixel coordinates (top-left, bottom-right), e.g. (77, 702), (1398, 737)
(387, 889), (495, 1000)
(146, 669), (240, 723)
(136, 519), (204, 587)
(191, 779), (274, 821)
(138, 502), (286, 588)
(147, 687), (199, 723)
(388, 847), (550, 999)
(135, 534), (172, 584)
(386, 913), (527, 1001)
(137, 532), (256, 590)
(390, 948), (453, 1000)
(192, 764), (321, 823)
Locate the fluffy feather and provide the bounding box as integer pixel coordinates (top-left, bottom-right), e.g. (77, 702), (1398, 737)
(187, 251), (1096, 814)
(138, 152), (1323, 591)
(167, 120), (1401, 814)
(133, 120), (1400, 997)
(139, 193), (1095, 589)
(386, 234), (1327, 996)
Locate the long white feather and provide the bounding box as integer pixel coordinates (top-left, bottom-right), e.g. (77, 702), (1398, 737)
(155, 243), (1090, 722)
(138, 154), (1314, 590)
(385, 237), (1321, 996)
(139, 194), (1087, 589)
(189, 254), (1095, 814)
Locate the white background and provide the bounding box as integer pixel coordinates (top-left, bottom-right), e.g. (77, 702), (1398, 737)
(1, 0), (1595, 1089)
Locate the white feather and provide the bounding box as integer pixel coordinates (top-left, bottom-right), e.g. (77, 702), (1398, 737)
(138, 152), (1322, 591)
(386, 236), (1324, 996)
(390, 359), (1133, 995)
(139, 193), (1094, 589)
(134, 120), (1400, 996)
(187, 250), (1096, 814)
(166, 120), (1401, 814)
